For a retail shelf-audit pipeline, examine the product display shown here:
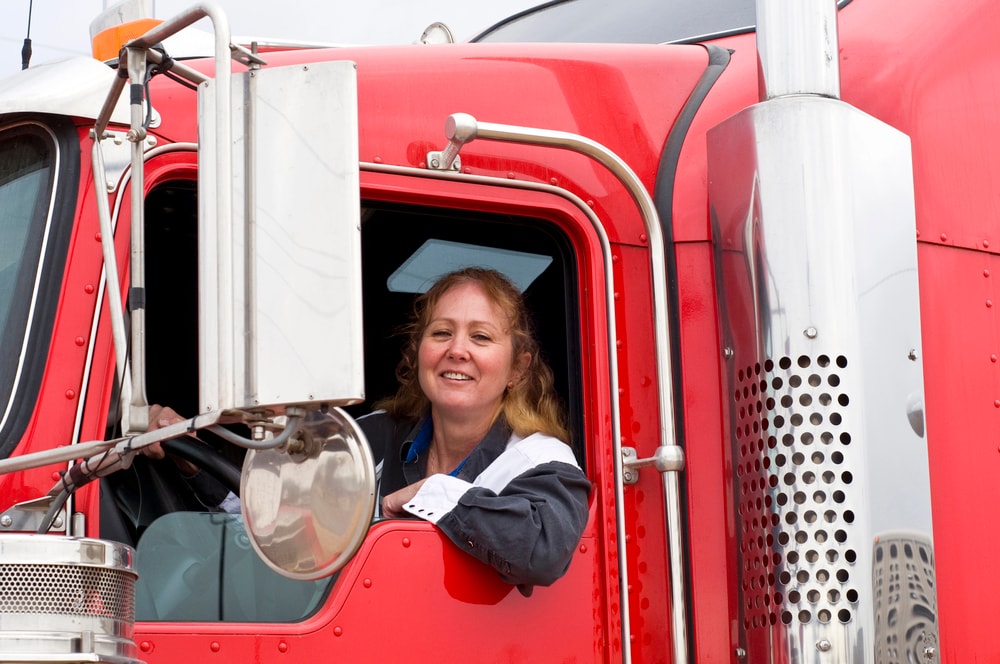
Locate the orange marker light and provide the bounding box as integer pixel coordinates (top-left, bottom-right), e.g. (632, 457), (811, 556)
(91, 18), (164, 63)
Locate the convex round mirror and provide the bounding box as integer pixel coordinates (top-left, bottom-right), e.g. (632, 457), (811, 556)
(241, 408), (375, 580)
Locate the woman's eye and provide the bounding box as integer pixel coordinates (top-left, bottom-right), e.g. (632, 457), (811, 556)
(430, 329), (452, 339)
(472, 333), (492, 343)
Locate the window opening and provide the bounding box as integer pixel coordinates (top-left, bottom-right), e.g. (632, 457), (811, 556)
(108, 190), (585, 623)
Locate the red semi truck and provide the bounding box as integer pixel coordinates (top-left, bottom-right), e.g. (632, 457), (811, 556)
(0, 0), (995, 661)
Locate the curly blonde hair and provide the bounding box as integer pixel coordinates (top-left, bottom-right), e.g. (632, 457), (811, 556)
(376, 267), (569, 442)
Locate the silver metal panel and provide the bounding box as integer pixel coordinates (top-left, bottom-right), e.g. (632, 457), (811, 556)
(0, 57), (137, 125)
(708, 96), (936, 662)
(199, 61), (364, 413)
(756, 0), (840, 100)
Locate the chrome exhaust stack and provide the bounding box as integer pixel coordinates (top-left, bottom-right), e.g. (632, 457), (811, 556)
(707, 1), (938, 661)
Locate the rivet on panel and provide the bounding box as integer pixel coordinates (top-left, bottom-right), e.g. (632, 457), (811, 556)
(639, 234), (648, 243)
(363, 578), (372, 588)
(74, 337), (86, 347)
(550, 177), (559, 186)
(95, 232), (102, 242)
(372, 156), (382, 164)
(65, 390), (76, 400)
(987, 300), (994, 308)
(277, 642), (288, 653)
(333, 627), (343, 637)
(994, 400), (1000, 409)
(579, 543), (587, 553)
(586, 200), (595, 208)
(210, 642), (221, 653)
(51, 472), (61, 481)
(984, 239), (991, 249)
(804, 327), (818, 339)
(991, 354), (997, 363)
(84, 284), (95, 294)
(401, 537), (411, 548)
(985, 269), (991, 278)
(507, 172), (516, 179)
(139, 641), (153, 653)
(939, 233), (948, 242)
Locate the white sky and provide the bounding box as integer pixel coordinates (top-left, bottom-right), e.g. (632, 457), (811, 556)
(0, 1), (541, 78)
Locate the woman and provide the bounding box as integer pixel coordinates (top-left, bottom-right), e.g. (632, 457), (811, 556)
(358, 267), (590, 594)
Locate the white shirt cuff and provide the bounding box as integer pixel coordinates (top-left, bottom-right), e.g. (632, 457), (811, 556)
(403, 474), (470, 524)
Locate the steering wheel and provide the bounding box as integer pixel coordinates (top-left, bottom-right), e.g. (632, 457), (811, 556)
(162, 435), (243, 496)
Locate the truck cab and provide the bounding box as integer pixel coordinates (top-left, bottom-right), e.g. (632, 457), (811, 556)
(0, 0), (998, 662)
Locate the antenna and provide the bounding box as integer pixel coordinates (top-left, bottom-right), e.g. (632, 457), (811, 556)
(21, 0), (33, 70)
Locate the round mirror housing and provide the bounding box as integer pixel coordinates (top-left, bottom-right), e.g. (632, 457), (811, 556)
(241, 408), (375, 580)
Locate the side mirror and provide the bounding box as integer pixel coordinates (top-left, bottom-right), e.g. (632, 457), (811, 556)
(241, 408), (375, 580)
(197, 59), (364, 415)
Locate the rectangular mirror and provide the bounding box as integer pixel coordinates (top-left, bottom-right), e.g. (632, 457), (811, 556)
(197, 60), (364, 414)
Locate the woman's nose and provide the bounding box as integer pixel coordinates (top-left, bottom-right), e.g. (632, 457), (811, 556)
(447, 337), (470, 359)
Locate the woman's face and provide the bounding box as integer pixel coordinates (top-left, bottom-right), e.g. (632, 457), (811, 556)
(417, 281), (529, 426)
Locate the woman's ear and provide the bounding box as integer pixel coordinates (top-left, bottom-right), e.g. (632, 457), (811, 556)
(512, 352), (532, 383)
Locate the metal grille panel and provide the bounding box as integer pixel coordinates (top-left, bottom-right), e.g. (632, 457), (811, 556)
(0, 536), (140, 663)
(0, 563), (134, 620)
(735, 353), (861, 635)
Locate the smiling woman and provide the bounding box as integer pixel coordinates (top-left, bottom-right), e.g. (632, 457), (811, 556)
(357, 267), (590, 595)
(416, 279), (533, 455)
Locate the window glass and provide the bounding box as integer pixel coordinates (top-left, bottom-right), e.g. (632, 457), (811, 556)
(0, 126), (55, 444)
(474, 0), (852, 44)
(474, 0), (755, 44)
(388, 239), (552, 294)
(135, 512), (331, 622)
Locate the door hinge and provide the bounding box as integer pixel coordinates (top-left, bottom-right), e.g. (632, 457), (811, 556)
(622, 445), (684, 485)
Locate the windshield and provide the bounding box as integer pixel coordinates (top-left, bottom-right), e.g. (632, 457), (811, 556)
(473, 0), (756, 44)
(0, 124), (57, 453)
(474, 0), (852, 44)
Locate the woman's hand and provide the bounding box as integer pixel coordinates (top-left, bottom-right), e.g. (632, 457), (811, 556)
(143, 404), (197, 475)
(381, 478), (428, 518)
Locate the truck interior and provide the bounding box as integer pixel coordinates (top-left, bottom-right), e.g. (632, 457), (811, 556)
(100, 178), (584, 622)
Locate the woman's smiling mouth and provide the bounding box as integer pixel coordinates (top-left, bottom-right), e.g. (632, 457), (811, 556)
(442, 371), (473, 381)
